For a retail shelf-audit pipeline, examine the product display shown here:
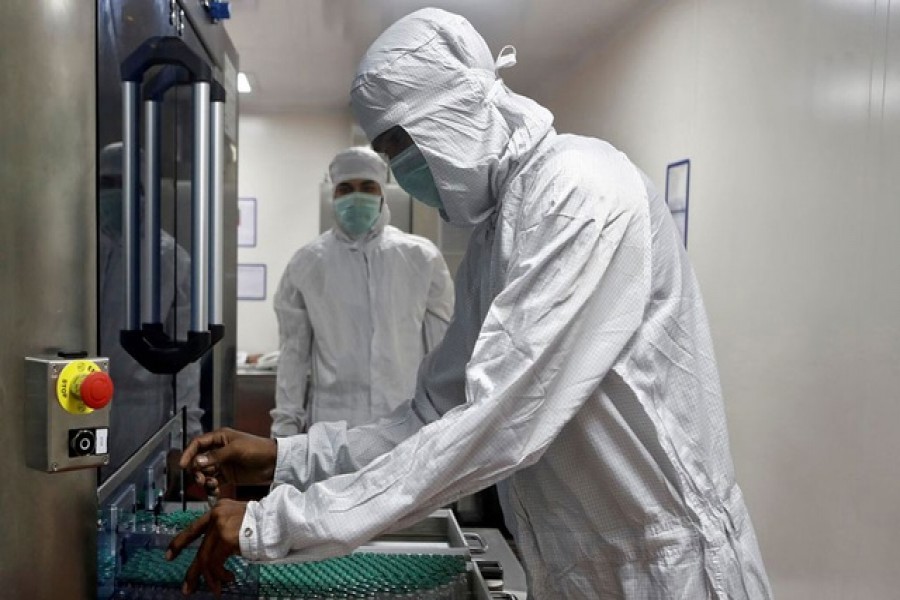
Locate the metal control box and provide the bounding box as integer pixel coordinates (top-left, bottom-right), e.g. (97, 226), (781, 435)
(25, 356), (112, 472)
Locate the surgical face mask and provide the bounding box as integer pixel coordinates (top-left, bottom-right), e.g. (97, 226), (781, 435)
(390, 144), (443, 209)
(333, 192), (382, 237)
(98, 188), (123, 235)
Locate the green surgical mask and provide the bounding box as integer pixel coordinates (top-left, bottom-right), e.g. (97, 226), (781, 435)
(390, 144), (443, 209)
(333, 192), (382, 237)
(98, 189), (123, 235)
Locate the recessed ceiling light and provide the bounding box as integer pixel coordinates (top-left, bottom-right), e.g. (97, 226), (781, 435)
(237, 72), (252, 94)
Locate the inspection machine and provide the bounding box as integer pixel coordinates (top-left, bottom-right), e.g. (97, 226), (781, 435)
(0, 2), (523, 598)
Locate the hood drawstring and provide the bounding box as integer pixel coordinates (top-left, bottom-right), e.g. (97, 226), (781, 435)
(486, 45), (517, 102)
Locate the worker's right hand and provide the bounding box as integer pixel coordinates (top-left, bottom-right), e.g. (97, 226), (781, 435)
(166, 498), (245, 595)
(178, 428), (278, 498)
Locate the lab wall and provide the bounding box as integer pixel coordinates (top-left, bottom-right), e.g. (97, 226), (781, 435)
(237, 111), (353, 354)
(538, 1), (900, 598)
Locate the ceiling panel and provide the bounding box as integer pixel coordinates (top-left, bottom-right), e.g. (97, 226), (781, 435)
(225, 0), (661, 113)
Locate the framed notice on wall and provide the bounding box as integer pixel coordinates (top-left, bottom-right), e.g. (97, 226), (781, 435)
(237, 263), (266, 300)
(665, 159), (690, 247)
(238, 197), (257, 247)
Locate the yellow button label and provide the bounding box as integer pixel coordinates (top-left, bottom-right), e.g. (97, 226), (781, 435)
(56, 360), (101, 415)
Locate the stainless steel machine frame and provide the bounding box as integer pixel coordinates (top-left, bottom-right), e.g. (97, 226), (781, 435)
(0, 2), (238, 598)
(0, 2), (98, 597)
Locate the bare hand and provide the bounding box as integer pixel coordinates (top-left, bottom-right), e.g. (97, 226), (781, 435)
(166, 499), (246, 595)
(179, 428), (277, 499)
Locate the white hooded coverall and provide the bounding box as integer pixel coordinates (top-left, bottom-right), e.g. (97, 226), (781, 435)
(241, 9), (772, 599)
(270, 149), (454, 436)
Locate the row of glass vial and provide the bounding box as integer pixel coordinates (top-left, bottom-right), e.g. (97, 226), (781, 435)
(257, 572), (468, 600)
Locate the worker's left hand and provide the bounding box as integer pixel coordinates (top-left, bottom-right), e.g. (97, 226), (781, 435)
(179, 428), (278, 498)
(166, 499), (247, 596)
(165, 449), (209, 502)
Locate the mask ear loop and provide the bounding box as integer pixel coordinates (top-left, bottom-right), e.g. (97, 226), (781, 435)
(487, 45), (517, 102)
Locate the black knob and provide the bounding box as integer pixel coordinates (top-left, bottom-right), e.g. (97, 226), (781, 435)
(69, 429), (95, 457)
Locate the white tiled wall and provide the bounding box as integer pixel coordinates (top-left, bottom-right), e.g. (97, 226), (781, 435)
(237, 111), (352, 354)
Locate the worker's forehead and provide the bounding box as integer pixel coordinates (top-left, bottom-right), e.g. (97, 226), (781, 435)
(372, 127), (413, 159)
(335, 178), (379, 187)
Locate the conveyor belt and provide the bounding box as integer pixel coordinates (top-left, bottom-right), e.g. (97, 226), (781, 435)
(111, 510), (480, 599)
(116, 546), (469, 598)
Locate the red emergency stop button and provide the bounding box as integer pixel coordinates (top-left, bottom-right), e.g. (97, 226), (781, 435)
(80, 371), (114, 409)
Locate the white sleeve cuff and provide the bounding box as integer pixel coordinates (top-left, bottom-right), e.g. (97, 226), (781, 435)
(238, 501), (263, 559)
(270, 417), (301, 438)
(273, 435), (309, 486)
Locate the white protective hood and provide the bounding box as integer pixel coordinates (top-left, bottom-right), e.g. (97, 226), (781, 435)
(350, 8), (553, 227)
(328, 146), (388, 187)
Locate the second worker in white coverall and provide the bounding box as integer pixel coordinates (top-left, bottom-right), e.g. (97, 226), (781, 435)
(270, 146), (455, 436)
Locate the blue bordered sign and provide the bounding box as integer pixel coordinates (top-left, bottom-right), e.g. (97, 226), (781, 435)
(665, 159), (690, 248)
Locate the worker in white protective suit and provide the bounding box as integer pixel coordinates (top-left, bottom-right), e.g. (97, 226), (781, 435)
(270, 146), (454, 436)
(98, 142), (203, 477)
(169, 9), (772, 599)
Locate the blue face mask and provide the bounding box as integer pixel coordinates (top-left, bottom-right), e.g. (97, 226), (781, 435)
(333, 192), (382, 237)
(390, 144), (443, 209)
